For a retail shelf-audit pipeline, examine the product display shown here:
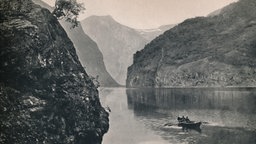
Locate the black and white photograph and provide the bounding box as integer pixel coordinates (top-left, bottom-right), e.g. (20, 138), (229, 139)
(1, 0), (256, 143)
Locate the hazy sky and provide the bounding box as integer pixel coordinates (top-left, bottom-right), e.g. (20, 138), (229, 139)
(43, 0), (237, 29)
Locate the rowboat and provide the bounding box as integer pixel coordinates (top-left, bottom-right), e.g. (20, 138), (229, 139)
(177, 116), (202, 132)
(178, 121), (202, 128)
(178, 121), (202, 133)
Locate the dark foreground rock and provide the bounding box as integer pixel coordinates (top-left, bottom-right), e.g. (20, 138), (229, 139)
(127, 0), (256, 88)
(0, 0), (108, 143)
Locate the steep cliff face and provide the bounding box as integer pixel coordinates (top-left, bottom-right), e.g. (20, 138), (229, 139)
(127, 0), (256, 87)
(0, 0), (108, 143)
(33, 0), (119, 87)
(60, 22), (119, 87)
(81, 16), (148, 85)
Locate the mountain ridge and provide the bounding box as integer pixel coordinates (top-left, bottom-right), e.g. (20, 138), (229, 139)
(127, 0), (256, 88)
(81, 15), (148, 85)
(81, 15), (174, 85)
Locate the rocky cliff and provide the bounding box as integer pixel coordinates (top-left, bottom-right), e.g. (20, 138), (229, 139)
(127, 0), (256, 88)
(0, 0), (108, 143)
(33, 0), (119, 87)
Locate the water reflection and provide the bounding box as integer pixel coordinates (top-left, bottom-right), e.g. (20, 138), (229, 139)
(127, 88), (256, 125)
(127, 88), (256, 113)
(126, 88), (256, 144)
(100, 88), (169, 144)
(100, 88), (256, 144)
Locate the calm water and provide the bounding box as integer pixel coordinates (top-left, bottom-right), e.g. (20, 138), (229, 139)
(99, 88), (256, 144)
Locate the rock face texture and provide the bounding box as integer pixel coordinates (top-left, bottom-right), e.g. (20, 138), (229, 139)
(0, 0), (108, 143)
(33, 0), (119, 87)
(127, 0), (256, 88)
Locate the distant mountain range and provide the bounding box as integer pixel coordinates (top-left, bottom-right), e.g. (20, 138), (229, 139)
(33, 0), (119, 87)
(136, 24), (175, 42)
(81, 15), (174, 85)
(127, 0), (256, 87)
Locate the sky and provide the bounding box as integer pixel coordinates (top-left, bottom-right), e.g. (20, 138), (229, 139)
(43, 0), (237, 29)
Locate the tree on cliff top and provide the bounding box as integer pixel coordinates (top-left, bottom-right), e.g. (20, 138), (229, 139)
(52, 0), (85, 28)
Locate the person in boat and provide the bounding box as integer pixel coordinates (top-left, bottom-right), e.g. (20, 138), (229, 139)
(178, 116), (191, 123)
(185, 116), (190, 123)
(177, 116), (186, 122)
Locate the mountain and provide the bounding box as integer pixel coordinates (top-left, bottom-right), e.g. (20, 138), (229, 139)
(33, 0), (119, 87)
(127, 0), (256, 88)
(0, 0), (108, 143)
(81, 15), (173, 85)
(59, 22), (119, 87)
